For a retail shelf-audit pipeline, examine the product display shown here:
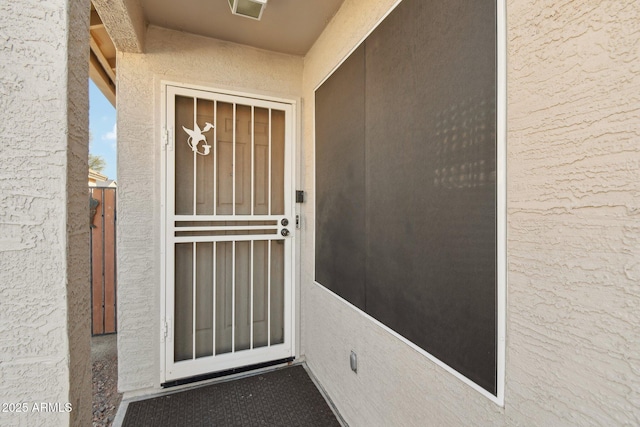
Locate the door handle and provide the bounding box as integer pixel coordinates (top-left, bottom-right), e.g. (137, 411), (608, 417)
(281, 229), (290, 237)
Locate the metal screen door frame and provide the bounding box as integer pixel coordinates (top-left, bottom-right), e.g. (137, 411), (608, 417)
(160, 83), (297, 383)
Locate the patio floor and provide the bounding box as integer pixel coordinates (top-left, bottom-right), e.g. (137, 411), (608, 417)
(118, 365), (342, 426)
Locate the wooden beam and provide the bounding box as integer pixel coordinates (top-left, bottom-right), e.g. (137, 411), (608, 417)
(90, 36), (116, 83)
(89, 51), (116, 107)
(90, 8), (104, 29)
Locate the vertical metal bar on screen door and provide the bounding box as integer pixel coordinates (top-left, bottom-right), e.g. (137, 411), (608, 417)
(251, 106), (254, 216)
(231, 240), (236, 352)
(193, 98), (197, 215)
(250, 240), (254, 349)
(232, 104), (236, 216)
(267, 241), (271, 346)
(213, 101), (217, 216)
(212, 242), (216, 355)
(268, 109), (272, 215)
(192, 242), (196, 359)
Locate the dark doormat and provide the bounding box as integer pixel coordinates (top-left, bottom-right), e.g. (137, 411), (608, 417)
(122, 365), (341, 427)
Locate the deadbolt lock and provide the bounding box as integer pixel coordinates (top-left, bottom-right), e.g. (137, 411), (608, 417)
(281, 218), (289, 226)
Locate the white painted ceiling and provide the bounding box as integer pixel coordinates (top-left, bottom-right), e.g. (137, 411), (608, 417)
(140, 0), (345, 56)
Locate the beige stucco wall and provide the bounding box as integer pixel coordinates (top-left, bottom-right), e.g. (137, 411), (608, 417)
(116, 25), (304, 393)
(92, 0), (146, 53)
(0, 0), (92, 426)
(301, 0), (640, 425)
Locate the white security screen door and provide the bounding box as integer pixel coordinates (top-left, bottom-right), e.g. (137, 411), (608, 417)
(163, 85), (295, 382)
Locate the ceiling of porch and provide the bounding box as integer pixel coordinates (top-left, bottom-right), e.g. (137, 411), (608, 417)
(140, 0), (345, 56)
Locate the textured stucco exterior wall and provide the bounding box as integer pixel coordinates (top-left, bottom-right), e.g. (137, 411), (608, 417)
(301, 0), (640, 425)
(117, 25), (303, 393)
(505, 0), (640, 423)
(0, 0), (92, 426)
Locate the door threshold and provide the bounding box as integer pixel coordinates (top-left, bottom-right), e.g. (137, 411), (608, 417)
(161, 357), (295, 388)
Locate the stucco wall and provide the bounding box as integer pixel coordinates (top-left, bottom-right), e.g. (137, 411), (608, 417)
(92, 0), (146, 53)
(117, 25), (303, 393)
(301, 0), (640, 425)
(0, 0), (92, 426)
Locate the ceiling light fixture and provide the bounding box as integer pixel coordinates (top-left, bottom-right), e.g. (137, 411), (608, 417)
(228, 0), (267, 20)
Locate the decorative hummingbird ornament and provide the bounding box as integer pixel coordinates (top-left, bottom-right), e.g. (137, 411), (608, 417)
(183, 122), (214, 155)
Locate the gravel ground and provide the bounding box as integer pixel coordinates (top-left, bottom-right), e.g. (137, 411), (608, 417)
(92, 334), (122, 427)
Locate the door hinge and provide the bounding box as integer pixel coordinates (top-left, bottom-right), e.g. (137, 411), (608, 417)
(162, 319), (169, 341)
(162, 127), (173, 151)
(161, 128), (167, 150)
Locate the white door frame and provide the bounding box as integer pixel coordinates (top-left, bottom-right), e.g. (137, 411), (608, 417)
(159, 81), (298, 384)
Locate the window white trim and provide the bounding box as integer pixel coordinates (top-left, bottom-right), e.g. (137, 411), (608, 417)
(496, 0), (507, 408)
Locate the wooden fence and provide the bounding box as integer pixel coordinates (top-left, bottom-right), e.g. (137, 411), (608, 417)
(90, 187), (117, 335)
